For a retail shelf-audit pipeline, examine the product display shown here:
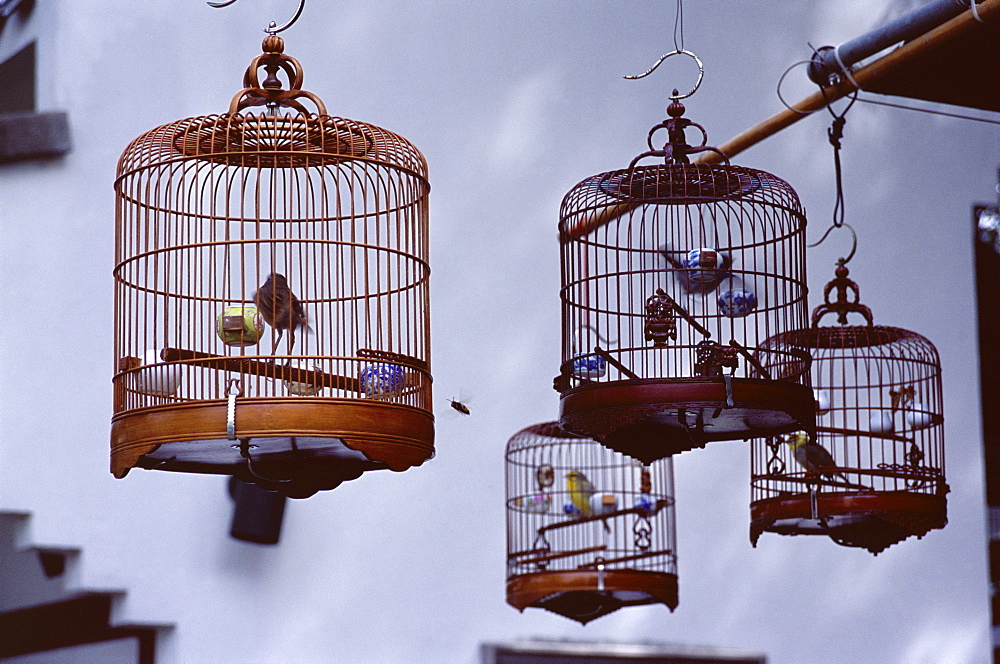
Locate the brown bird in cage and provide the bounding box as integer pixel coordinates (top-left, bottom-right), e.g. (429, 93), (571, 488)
(254, 273), (309, 356)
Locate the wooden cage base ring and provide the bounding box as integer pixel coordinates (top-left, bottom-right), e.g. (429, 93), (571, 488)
(750, 491), (947, 555)
(560, 378), (815, 463)
(507, 570), (678, 624)
(111, 399), (434, 497)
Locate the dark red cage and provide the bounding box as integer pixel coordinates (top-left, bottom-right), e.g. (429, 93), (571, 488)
(555, 101), (814, 462)
(750, 264), (947, 554)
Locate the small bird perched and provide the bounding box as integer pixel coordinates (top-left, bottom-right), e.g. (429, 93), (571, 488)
(565, 470), (596, 517)
(785, 433), (867, 490)
(253, 273), (309, 357)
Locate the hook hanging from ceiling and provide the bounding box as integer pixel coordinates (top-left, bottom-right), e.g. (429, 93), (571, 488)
(624, 49), (704, 100)
(207, 0), (306, 36)
(624, 0), (703, 100)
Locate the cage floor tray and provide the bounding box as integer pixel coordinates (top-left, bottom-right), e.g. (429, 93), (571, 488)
(560, 377), (814, 463)
(750, 491), (948, 554)
(111, 398), (434, 497)
(507, 570), (677, 624)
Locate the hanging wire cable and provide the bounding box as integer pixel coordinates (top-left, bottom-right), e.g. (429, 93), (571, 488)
(854, 93), (1000, 125)
(809, 91), (858, 265)
(673, 0), (684, 52)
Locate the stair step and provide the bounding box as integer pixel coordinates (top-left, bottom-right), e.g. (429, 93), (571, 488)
(0, 591), (170, 662)
(0, 511), (174, 662)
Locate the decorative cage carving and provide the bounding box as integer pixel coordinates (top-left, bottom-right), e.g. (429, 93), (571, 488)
(111, 35), (432, 498)
(505, 422), (678, 624)
(555, 99), (814, 463)
(750, 264), (947, 554)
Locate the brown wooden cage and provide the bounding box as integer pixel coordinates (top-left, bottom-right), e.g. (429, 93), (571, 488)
(111, 36), (432, 498)
(750, 264), (947, 554)
(505, 422), (678, 624)
(555, 99), (814, 463)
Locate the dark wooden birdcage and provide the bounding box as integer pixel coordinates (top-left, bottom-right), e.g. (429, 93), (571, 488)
(555, 99), (814, 463)
(750, 263), (947, 554)
(111, 35), (432, 498)
(505, 422), (678, 624)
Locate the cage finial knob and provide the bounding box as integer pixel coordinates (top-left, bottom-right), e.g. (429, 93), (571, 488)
(262, 34), (285, 54)
(667, 94), (685, 118)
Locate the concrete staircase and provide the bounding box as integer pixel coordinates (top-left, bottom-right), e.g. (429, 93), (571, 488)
(0, 511), (172, 663)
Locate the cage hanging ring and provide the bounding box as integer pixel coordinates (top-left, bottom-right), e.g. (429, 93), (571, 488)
(624, 49), (704, 100)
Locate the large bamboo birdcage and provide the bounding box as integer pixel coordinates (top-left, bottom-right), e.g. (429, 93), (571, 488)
(111, 35), (432, 498)
(505, 422), (678, 624)
(555, 98), (814, 463)
(750, 263), (947, 554)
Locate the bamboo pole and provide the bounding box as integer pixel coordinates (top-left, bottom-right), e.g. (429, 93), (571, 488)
(561, 0), (999, 243)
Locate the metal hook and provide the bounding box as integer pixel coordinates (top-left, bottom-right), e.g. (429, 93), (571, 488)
(809, 222), (857, 266)
(624, 49), (704, 100)
(237, 438), (292, 484)
(207, 0), (306, 35)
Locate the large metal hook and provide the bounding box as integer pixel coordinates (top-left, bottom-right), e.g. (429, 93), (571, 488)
(624, 49), (704, 100)
(809, 221), (857, 266)
(207, 0), (306, 36)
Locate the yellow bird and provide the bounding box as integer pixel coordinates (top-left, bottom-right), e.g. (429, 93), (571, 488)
(784, 433), (867, 490)
(565, 470), (596, 517)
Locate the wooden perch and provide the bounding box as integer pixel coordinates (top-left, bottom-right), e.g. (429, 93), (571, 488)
(577, 548), (673, 569)
(665, 293), (712, 339)
(161, 347), (362, 393)
(815, 425), (913, 444)
(508, 545), (608, 567)
(594, 346), (639, 380)
(537, 502), (669, 534)
(728, 338), (771, 380)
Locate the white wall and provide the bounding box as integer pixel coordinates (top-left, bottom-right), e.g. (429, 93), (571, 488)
(0, 1), (996, 663)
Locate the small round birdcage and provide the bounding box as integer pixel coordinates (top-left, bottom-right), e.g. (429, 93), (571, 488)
(750, 263), (947, 554)
(555, 98), (813, 463)
(505, 422), (678, 624)
(111, 35), (432, 498)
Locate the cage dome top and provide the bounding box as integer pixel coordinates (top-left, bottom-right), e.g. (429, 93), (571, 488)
(117, 35), (428, 177)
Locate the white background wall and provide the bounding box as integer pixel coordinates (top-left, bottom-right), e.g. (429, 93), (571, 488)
(1, 1), (997, 663)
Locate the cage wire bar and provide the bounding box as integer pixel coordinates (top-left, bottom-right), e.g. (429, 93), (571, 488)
(111, 35), (432, 498)
(555, 98), (814, 463)
(505, 422), (678, 624)
(750, 263), (947, 554)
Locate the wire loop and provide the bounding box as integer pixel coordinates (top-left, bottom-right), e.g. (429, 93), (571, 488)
(776, 60), (816, 115)
(971, 0), (985, 23)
